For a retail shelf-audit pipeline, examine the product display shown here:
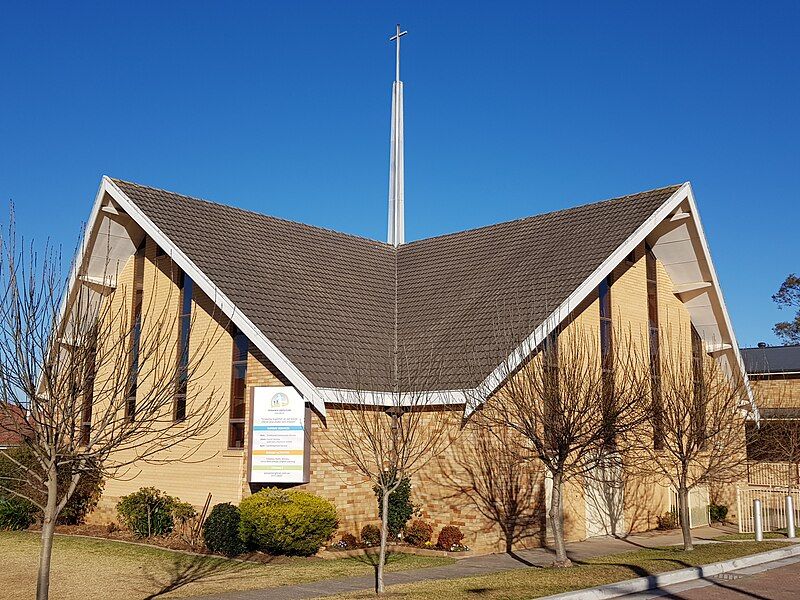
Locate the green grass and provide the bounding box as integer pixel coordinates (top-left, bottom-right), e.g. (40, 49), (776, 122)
(0, 531), (453, 600)
(715, 532), (790, 541)
(320, 542), (792, 599)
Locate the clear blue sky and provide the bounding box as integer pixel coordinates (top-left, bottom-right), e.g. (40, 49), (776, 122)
(1, 1), (797, 347)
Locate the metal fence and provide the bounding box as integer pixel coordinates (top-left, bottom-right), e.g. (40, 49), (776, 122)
(746, 462), (799, 488)
(737, 486), (800, 533)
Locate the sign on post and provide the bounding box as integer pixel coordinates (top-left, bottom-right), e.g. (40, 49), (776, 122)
(248, 386), (311, 484)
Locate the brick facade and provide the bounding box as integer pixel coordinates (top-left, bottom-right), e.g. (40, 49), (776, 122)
(88, 240), (741, 553)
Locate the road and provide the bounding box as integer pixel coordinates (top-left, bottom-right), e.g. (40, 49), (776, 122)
(624, 555), (800, 599)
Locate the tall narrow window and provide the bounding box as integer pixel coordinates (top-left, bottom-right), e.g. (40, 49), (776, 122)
(175, 272), (193, 422)
(647, 248), (663, 449)
(228, 326), (249, 449)
(599, 275), (615, 449)
(126, 241), (145, 422)
(80, 329), (98, 446)
(691, 326), (707, 447)
(542, 329), (559, 450)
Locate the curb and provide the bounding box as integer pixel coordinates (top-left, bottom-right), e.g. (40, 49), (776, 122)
(539, 543), (800, 600)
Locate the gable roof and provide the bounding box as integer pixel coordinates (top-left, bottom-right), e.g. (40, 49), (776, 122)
(109, 179), (680, 392)
(741, 345), (800, 375)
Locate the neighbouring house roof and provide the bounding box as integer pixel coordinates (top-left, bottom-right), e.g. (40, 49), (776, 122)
(741, 344), (800, 375)
(112, 179), (680, 391)
(0, 404), (29, 447)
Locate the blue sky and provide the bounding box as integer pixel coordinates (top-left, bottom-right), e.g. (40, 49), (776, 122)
(1, 1), (797, 347)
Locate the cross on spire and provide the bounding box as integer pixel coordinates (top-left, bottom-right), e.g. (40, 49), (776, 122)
(390, 24), (408, 82)
(387, 24), (407, 247)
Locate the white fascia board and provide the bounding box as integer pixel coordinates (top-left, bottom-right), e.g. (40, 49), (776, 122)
(319, 388), (468, 407)
(101, 177), (327, 416)
(682, 187), (756, 409)
(471, 183), (693, 414)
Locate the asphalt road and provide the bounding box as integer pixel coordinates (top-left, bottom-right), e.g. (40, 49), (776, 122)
(624, 555), (800, 599)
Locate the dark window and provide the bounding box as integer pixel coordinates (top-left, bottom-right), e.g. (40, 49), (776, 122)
(691, 326), (707, 448)
(229, 326), (249, 449)
(647, 248), (663, 449)
(599, 275), (615, 449)
(126, 242), (145, 422)
(80, 329), (98, 446)
(542, 330), (559, 450)
(175, 273), (193, 421)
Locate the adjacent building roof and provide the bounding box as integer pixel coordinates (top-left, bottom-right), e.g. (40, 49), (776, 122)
(112, 179), (680, 390)
(741, 344), (800, 375)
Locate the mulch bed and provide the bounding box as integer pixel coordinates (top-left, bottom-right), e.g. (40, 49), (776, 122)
(25, 524), (300, 564)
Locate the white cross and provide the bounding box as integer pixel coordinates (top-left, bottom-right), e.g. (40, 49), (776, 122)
(389, 24), (408, 82)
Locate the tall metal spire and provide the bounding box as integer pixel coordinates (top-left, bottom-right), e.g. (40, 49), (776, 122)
(387, 24), (407, 247)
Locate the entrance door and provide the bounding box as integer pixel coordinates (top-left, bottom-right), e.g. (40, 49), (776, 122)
(585, 461), (625, 537)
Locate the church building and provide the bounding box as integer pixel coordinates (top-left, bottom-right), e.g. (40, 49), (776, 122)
(68, 27), (751, 552)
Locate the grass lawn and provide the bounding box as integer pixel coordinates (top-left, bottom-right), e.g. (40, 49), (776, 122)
(715, 531), (790, 540)
(319, 541), (793, 599)
(0, 531), (453, 600)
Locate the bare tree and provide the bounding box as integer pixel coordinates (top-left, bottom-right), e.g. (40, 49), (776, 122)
(318, 343), (458, 594)
(438, 413), (545, 557)
(635, 327), (751, 551)
(0, 216), (224, 600)
(745, 379), (798, 490)
(465, 322), (649, 567)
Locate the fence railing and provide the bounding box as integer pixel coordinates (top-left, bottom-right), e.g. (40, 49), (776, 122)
(747, 462), (799, 488)
(737, 486), (800, 533)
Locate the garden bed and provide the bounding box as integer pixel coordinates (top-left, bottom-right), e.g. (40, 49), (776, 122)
(318, 543), (475, 560)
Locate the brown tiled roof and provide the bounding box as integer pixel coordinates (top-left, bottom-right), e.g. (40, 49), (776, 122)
(112, 179), (681, 391)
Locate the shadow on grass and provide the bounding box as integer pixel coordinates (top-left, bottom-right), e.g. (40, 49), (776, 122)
(139, 553), (255, 599)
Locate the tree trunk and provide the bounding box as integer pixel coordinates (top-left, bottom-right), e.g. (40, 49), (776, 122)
(377, 487), (391, 594)
(678, 485), (693, 551)
(549, 471), (572, 567)
(37, 467), (59, 600)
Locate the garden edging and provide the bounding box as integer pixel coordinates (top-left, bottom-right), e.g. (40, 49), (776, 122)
(317, 543), (473, 560)
(539, 542), (800, 600)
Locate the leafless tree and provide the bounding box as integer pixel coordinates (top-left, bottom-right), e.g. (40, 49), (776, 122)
(745, 379), (798, 490)
(318, 343), (458, 594)
(465, 320), (650, 567)
(438, 412), (545, 556)
(0, 215), (224, 600)
(635, 327), (752, 551)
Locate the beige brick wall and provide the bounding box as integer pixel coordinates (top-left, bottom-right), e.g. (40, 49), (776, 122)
(89, 241), (729, 552)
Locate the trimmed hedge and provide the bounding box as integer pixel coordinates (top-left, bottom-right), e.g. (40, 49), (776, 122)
(360, 523), (381, 547)
(404, 519), (433, 547)
(0, 497), (36, 530)
(239, 488), (338, 556)
(203, 503), (245, 557)
(116, 487), (183, 538)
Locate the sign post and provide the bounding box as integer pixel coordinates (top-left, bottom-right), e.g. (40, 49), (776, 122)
(248, 386), (311, 484)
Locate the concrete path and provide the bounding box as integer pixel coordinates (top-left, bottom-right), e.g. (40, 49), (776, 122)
(192, 525), (739, 600)
(619, 551), (800, 599)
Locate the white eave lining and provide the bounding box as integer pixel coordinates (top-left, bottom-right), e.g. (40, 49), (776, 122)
(98, 177), (327, 416)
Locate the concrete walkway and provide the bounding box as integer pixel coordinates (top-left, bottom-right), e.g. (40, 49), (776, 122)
(193, 525), (740, 600)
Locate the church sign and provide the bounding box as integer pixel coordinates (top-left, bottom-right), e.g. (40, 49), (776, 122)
(248, 386), (311, 484)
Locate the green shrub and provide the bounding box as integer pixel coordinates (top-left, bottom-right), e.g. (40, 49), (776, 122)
(656, 511), (678, 530)
(374, 475), (416, 537)
(239, 488), (338, 556)
(0, 446), (103, 525)
(404, 519), (433, 547)
(203, 503), (245, 557)
(116, 487), (183, 537)
(0, 497), (36, 530)
(360, 523), (381, 547)
(710, 503), (728, 523)
(436, 525), (465, 551)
